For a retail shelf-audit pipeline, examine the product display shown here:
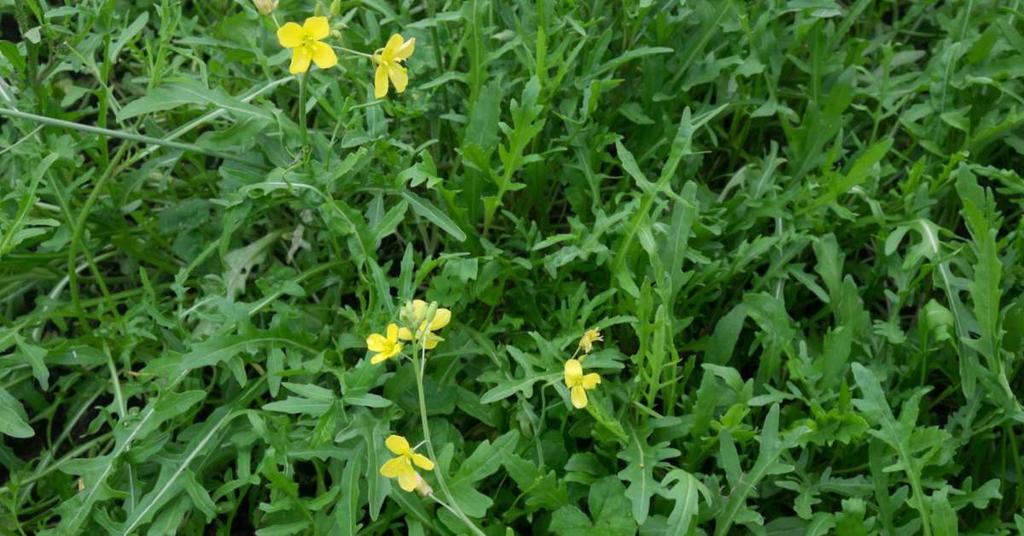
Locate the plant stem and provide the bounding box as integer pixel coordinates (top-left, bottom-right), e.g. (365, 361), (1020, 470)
(412, 343), (486, 536)
(428, 494), (464, 521)
(120, 76), (293, 170)
(0, 108), (248, 163)
(333, 45), (374, 59)
(298, 70), (309, 146)
(67, 142), (131, 319)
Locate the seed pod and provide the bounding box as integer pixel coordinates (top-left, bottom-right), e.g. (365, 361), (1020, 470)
(414, 473), (433, 497)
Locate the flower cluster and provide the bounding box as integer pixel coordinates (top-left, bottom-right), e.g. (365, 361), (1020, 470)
(399, 299), (451, 349)
(365, 299), (451, 492)
(365, 302), (607, 505)
(365, 299), (451, 365)
(258, 6), (612, 532)
(270, 14), (415, 98)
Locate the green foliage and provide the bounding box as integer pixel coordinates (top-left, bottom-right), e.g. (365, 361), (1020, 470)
(1, 0), (1024, 534)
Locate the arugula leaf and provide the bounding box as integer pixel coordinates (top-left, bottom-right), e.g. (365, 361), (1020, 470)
(550, 476), (637, 536)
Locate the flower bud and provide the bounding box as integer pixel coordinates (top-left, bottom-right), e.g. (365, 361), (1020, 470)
(253, 0), (277, 16)
(399, 300), (418, 325)
(578, 328), (603, 354)
(924, 299), (954, 342)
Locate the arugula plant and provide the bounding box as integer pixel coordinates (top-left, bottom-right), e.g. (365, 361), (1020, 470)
(1, 0), (1023, 534)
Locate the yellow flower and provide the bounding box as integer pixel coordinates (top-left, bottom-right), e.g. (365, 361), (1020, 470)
(578, 328), (603, 354)
(366, 323), (403, 364)
(372, 34), (415, 98)
(398, 299), (450, 350)
(277, 17), (338, 74)
(379, 434), (434, 492)
(564, 359), (601, 409)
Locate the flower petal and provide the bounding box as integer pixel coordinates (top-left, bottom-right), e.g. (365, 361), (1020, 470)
(388, 64), (408, 94)
(366, 333), (388, 352)
(411, 452), (434, 471)
(379, 456), (409, 478)
(397, 327), (414, 341)
(370, 351), (391, 364)
(385, 434), (411, 455)
(582, 372), (601, 389)
(310, 41), (337, 69)
(394, 37), (415, 60)
(277, 22), (304, 48)
(564, 359), (582, 386)
(398, 469), (418, 492)
(423, 333), (442, 350)
(289, 46), (313, 74)
(303, 16), (330, 40)
(386, 323), (400, 342)
(570, 385), (588, 409)
(383, 33), (405, 58)
(374, 65), (389, 98)
(429, 308), (451, 331)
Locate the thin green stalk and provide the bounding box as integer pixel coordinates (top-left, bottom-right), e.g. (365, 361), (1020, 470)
(333, 45), (373, 59)
(16, 386), (102, 508)
(3, 431), (114, 491)
(32, 247), (117, 341)
(298, 70), (310, 145)
(428, 494), (464, 521)
(0, 108), (248, 163)
(0, 125), (43, 155)
(897, 441), (932, 536)
(412, 342), (486, 536)
(67, 142), (130, 320)
(121, 76), (293, 169)
(1008, 423), (1023, 512)
(247, 260), (345, 316)
(105, 350), (136, 510)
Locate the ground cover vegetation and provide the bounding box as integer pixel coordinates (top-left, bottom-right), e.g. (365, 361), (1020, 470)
(1, 0), (1024, 534)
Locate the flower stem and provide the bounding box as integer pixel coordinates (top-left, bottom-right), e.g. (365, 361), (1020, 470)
(428, 494), (464, 521)
(412, 343), (486, 536)
(333, 45), (374, 59)
(298, 70), (309, 146)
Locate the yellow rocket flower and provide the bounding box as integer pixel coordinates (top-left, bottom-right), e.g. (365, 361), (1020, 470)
(277, 16), (338, 74)
(564, 358), (601, 409)
(372, 34), (415, 98)
(379, 434), (434, 492)
(366, 323), (403, 364)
